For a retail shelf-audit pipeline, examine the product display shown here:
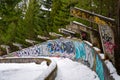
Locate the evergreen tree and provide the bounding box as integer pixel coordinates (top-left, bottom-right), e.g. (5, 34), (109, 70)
(51, 0), (76, 32)
(40, 0), (52, 34)
(0, 0), (22, 44)
(23, 0), (41, 38)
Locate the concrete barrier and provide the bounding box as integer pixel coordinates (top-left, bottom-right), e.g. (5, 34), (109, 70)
(6, 38), (113, 80)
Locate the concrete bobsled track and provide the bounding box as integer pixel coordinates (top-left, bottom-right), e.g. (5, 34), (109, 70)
(0, 57), (57, 80)
(2, 39), (114, 80)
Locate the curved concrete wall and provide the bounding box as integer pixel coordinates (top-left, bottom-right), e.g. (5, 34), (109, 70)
(11, 39), (75, 59)
(9, 39), (113, 80)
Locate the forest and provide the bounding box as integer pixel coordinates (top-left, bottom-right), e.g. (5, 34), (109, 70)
(0, 0), (118, 53)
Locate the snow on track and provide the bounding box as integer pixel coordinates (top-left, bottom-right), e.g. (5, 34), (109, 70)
(51, 58), (100, 80)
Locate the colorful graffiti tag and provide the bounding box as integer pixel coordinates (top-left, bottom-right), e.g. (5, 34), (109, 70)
(84, 42), (94, 68)
(96, 55), (104, 80)
(70, 7), (115, 26)
(99, 25), (115, 63)
(47, 40), (75, 54)
(11, 39), (75, 59)
(73, 41), (86, 60)
(99, 25), (115, 54)
(47, 39), (75, 59)
(12, 45), (42, 57)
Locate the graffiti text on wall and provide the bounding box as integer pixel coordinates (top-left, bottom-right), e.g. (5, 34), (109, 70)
(47, 40), (75, 54)
(99, 25), (115, 55)
(70, 7), (115, 26)
(84, 42), (94, 68)
(96, 55), (104, 80)
(73, 42), (86, 60)
(11, 39), (75, 59)
(47, 40), (75, 59)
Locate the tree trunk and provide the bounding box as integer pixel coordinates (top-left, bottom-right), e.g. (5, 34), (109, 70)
(114, 0), (120, 75)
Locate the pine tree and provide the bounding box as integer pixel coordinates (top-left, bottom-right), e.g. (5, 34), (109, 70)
(23, 0), (40, 38)
(39, 0), (52, 35)
(51, 0), (75, 32)
(0, 0), (22, 44)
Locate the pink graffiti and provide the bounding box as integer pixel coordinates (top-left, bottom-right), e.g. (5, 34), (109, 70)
(104, 42), (115, 54)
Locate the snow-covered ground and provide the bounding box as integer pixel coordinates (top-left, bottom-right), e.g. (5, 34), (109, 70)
(0, 61), (48, 80)
(0, 57), (99, 80)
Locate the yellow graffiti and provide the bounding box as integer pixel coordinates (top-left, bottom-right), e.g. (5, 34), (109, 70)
(94, 17), (106, 25)
(82, 12), (87, 19)
(71, 8), (111, 25)
(77, 10), (82, 17)
(71, 9), (82, 17)
(71, 9), (77, 15)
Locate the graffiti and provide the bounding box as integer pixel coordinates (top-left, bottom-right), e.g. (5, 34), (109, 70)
(70, 7), (115, 26)
(9, 39), (113, 80)
(12, 45), (43, 57)
(94, 16), (106, 25)
(96, 55), (104, 80)
(47, 39), (75, 59)
(11, 39), (75, 59)
(84, 42), (94, 68)
(49, 39), (75, 54)
(104, 42), (115, 54)
(99, 25), (115, 55)
(73, 41), (86, 60)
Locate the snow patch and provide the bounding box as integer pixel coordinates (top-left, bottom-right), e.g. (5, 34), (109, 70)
(41, 5), (51, 11)
(105, 60), (120, 80)
(99, 53), (105, 60)
(0, 61), (48, 80)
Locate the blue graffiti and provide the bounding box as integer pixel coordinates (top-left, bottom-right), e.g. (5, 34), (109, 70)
(96, 55), (104, 80)
(73, 41), (86, 60)
(47, 39), (75, 54)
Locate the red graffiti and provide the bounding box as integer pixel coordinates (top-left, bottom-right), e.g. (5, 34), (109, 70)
(104, 42), (115, 54)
